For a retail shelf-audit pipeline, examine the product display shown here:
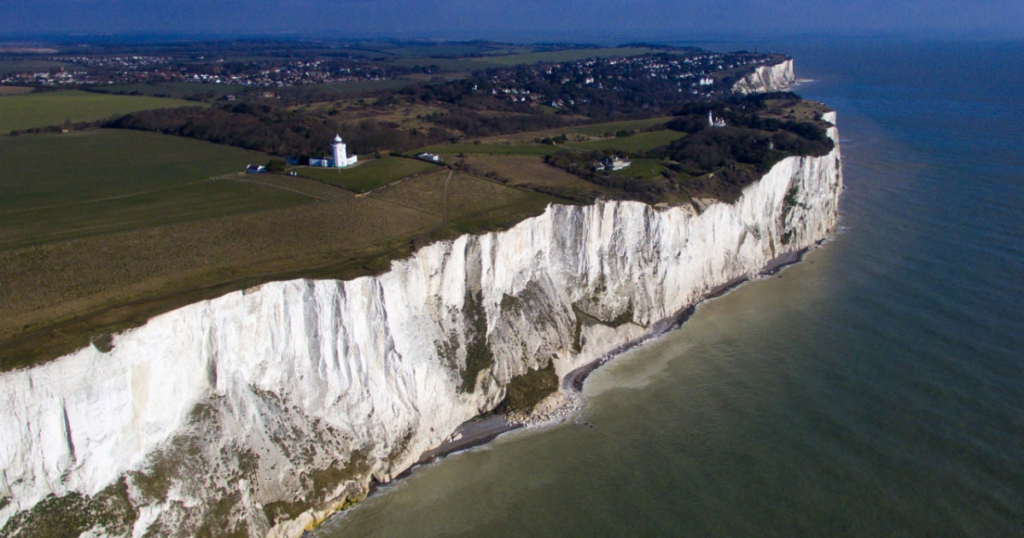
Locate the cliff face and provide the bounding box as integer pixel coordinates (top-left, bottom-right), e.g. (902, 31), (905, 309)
(733, 59), (796, 94)
(0, 115), (841, 538)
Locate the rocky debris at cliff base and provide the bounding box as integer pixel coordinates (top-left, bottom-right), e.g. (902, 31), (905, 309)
(506, 390), (583, 428)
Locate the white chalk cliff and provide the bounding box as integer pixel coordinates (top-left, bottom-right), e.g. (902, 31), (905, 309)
(733, 58), (796, 94)
(0, 113), (841, 538)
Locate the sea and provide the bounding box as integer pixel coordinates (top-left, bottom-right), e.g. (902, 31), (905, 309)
(313, 37), (1024, 537)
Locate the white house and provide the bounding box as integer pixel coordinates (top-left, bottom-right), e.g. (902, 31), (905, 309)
(707, 111), (727, 128)
(416, 153), (442, 163)
(309, 158), (332, 167)
(593, 156), (631, 171)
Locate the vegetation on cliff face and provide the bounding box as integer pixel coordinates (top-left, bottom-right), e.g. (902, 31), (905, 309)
(498, 363), (559, 414)
(460, 290), (494, 393)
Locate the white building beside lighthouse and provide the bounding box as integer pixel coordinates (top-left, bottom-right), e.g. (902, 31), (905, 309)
(331, 134), (358, 168)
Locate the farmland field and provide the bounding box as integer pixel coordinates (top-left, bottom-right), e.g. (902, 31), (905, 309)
(92, 82), (241, 100)
(385, 57), (503, 71)
(610, 158), (671, 179)
(568, 116), (673, 137)
(0, 86), (33, 95)
(475, 47), (663, 66)
(458, 155), (612, 202)
(470, 117), (671, 146)
(564, 130), (685, 152)
(0, 90), (201, 132)
(278, 79), (416, 102)
(369, 170), (560, 233)
(0, 129), (309, 249)
(410, 142), (562, 157)
(0, 59), (71, 75)
(297, 156), (440, 192)
(413, 129), (682, 160)
(385, 43), (501, 57)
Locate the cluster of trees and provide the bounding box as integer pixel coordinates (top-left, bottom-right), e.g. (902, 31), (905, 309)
(388, 51), (784, 122)
(540, 93), (834, 203)
(664, 94), (833, 177)
(105, 102), (456, 156)
(426, 109), (572, 138)
(545, 149), (669, 203)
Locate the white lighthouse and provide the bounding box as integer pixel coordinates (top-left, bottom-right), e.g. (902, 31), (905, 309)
(331, 134), (358, 168)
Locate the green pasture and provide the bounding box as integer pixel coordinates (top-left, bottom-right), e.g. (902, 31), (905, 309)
(568, 116), (673, 137)
(278, 79), (414, 101)
(297, 156), (440, 192)
(410, 143), (562, 157)
(475, 47), (662, 66)
(93, 82), (240, 100)
(565, 130), (685, 153)
(0, 129), (309, 250)
(477, 46), (540, 56)
(0, 59), (71, 75)
(385, 43), (500, 57)
(385, 57), (502, 71)
(0, 90), (201, 132)
(610, 158), (671, 179)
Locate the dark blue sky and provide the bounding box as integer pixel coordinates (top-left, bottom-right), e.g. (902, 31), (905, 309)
(2, 0), (1022, 40)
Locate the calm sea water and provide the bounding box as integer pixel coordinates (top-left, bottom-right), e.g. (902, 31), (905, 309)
(315, 38), (1024, 537)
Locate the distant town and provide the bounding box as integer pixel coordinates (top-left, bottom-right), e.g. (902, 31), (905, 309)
(1, 55), (393, 88)
(0, 40), (782, 108)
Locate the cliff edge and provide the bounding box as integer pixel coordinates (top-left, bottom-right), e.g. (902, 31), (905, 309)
(0, 112), (842, 538)
(732, 58), (796, 94)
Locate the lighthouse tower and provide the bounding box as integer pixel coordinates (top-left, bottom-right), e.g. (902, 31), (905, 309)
(331, 135), (358, 168)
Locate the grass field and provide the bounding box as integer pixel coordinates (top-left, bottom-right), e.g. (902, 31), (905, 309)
(0, 86), (33, 95)
(0, 59), (71, 75)
(278, 79), (415, 101)
(369, 170), (560, 233)
(410, 143), (563, 157)
(471, 117), (671, 146)
(297, 156), (440, 192)
(413, 129), (682, 159)
(0, 90), (201, 132)
(385, 57), (503, 71)
(0, 129), (308, 250)
(93, 82), (240, 100)
(565, 130), (685, 152)
(385, 43), (500, 57)
(0, 159), (562, 371)
(474, 47), (662, 66)
(568, 117), (673, 137)
(610, 158), (671, 179)
(459, 155), (612, 202)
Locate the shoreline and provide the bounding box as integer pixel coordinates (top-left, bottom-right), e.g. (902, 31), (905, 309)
(395, 245), (811, 478)
(565, 246), (808, 392)
(309, 245), (817, 536)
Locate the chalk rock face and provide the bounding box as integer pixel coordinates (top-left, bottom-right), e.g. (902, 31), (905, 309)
(733, 58), (796, 94)
(0, 118), (841, 538)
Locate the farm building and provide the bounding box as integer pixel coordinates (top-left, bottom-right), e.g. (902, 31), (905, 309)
(593, 156), (631, 171)
(416, 153), (442, 163)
